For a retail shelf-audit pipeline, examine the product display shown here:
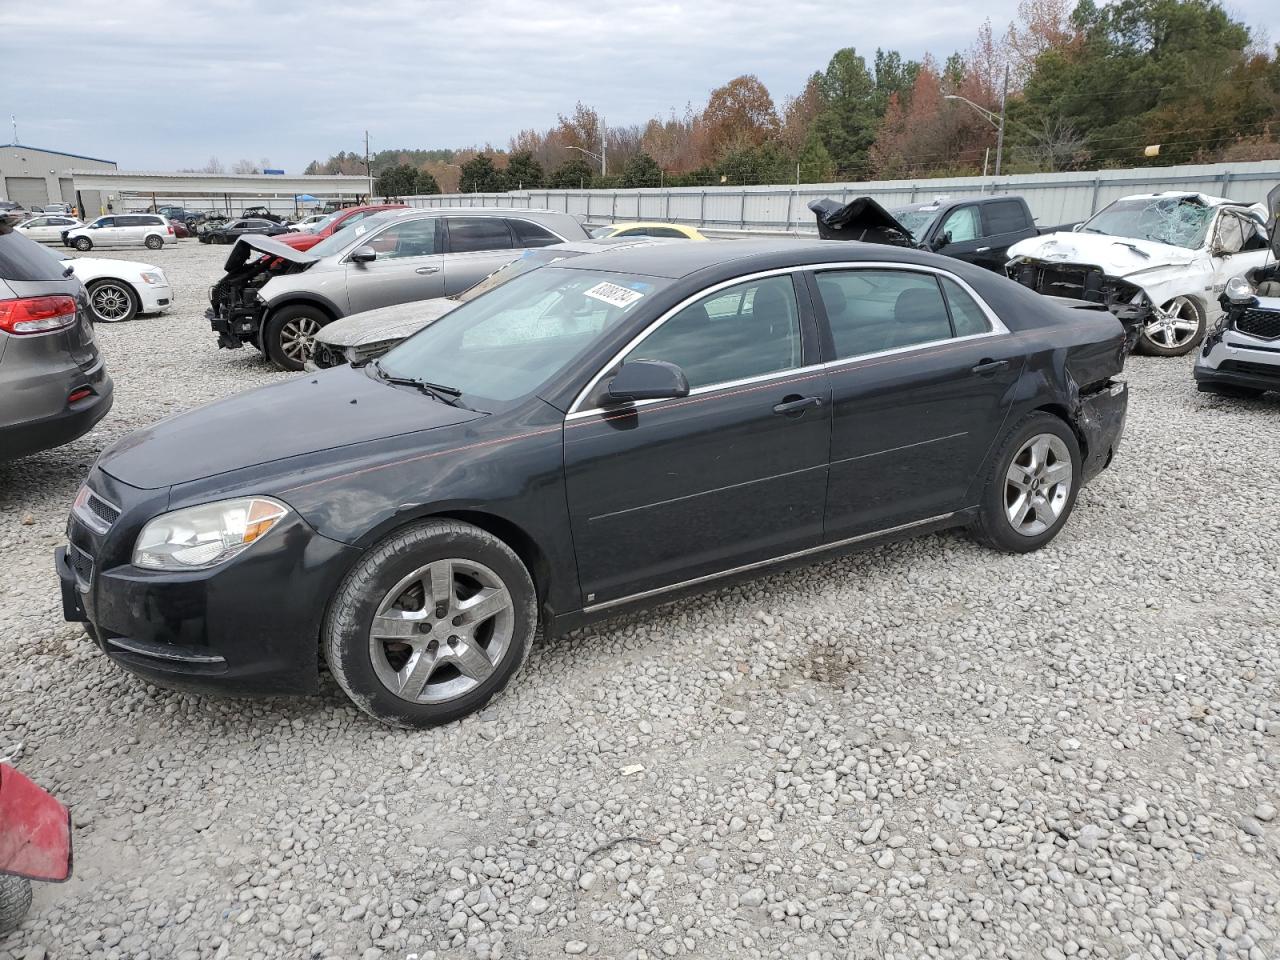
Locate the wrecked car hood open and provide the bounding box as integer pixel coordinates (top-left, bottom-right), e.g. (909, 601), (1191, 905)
(808, 197), (914, 246)
(1006, 232), (1199, 279)
(221, 234), (321, 272)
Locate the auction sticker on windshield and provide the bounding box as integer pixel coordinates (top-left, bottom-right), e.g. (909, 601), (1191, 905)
(584, 281), (645, 309)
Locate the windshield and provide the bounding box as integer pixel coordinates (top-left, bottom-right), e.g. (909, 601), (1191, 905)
(307, 210), (404, 258)
(889, 208), (938, 241)
(378, 266), (668, 407)
(1081, 197), (1215, 249)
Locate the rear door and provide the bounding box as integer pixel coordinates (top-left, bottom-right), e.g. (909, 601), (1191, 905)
(441, 217), (520, 294)
(344, 217), (446, 314)
(977, 200), (1034, 271)
(808, 265), (1024, 539)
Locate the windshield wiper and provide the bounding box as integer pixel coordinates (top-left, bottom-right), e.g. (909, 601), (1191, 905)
(373, 360), (469, 408)
(1111, 241), (1150, 259)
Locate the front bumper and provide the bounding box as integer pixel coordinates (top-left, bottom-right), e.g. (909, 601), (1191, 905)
(1195, 336), (1280, 392)
(56, 487), (362, 696)
(137, 283), (173, 314)
(1077, 379), (1128, 485)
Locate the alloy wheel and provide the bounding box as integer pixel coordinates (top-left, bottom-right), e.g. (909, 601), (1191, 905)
(280, 316), (322, 364)
(368, 558), (515, 704)
(1143, 296), (1200, 350)
(89, 283), (133, 322)
(1004, 433), (1073, 537)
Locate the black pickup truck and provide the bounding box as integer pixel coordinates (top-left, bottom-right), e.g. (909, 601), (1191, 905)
(810, 194), (1048, 273)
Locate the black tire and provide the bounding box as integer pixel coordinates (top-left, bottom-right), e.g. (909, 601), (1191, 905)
(144, 234), (163, 250)
(1137, 296), (1205, 357)
(0, 875), (32, 935)
(1198, 382), (1265, 399)
(323, 520), (538, 728)
(970, 411), (1082, 553)
(73, 236), (92, 252)
(86, 279), (140, 323)
(264, 304), (330, 371)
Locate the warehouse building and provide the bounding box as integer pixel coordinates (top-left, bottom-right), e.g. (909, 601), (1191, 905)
(0, 142), (116, 215)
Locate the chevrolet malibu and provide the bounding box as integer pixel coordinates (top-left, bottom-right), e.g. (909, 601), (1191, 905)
(57, 240), (1129, 728)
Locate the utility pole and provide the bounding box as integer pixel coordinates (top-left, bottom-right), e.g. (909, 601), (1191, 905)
(994, 64), (1009, 178)
(599, 117), (607, 177)
(364, 130), (373, 201)
(10, 115), (16, 143)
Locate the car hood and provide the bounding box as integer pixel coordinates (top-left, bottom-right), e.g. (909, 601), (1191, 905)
(316, 299), (461, 348)
(1007, 231), (1201, 277)
(808, 196), (915, 245)
(222, 234), (321, 272)
(97, 364), (483, 489)
(67, 256), (157, 282)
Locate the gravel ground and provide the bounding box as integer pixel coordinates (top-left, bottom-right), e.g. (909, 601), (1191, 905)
(1, 240), (1278, 960)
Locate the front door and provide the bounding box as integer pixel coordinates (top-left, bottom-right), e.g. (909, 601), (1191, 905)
(808, 266), (1024, 539)
(344, 217), (447, 314)
(1208, 210), (1272, 319)
(564, 273), (831, 606)
(932, 205), (986, 266)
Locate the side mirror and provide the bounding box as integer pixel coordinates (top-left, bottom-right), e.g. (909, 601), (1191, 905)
(606, 360), (690, 403)
(350, 245), (377, 263)
(1071, 223), (1083, 232)
(931, 231), (952, 251)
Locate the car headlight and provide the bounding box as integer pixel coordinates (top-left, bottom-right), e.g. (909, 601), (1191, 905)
(139, 271), (166, 285)
(1224, 276), (1255, 304)
(133, 497), (290, 571)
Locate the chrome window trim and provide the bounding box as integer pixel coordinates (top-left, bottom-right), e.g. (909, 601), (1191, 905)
(567, 260), (1010, 419)
(339, 213), (570, 265)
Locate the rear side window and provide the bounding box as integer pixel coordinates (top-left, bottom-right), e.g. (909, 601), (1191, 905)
(0, 229), (70, 281)
(815, 269), (952, 359)
(982, 200), (1030, 235)
(940, 277), (992, 337)
(508, 219), (561, 247)
(446, 217), (514, 253)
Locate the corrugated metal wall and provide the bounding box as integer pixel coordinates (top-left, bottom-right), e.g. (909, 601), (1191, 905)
(405, 160), (1280, 232)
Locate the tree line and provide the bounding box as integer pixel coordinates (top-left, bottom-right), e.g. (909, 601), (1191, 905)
(303, 0), (1279, 195)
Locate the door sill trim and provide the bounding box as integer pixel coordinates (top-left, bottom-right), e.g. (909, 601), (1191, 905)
(582, 511), (959, 613)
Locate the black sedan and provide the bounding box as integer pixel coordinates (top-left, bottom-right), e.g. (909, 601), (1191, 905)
(198, 217), (290, 244)
(56, 240), (1129, 728)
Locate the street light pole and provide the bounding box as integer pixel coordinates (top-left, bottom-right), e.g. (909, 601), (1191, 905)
(994, 64), (1009, 178)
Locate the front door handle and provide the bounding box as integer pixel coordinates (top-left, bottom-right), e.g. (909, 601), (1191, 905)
(773, 395), (822, 416)
(415, 265), (441, 275)
(972, 358), (1009, 374)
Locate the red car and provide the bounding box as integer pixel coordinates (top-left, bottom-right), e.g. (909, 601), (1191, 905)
(276, 204), (407, 252)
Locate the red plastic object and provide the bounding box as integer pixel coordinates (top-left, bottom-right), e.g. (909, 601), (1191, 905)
(0, 764), (72, 883)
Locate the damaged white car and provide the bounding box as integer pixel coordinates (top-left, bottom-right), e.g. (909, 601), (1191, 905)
(1007, 192), (1272, 356)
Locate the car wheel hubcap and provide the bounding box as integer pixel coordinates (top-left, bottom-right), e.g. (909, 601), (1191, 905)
(280, 317), (322, 362)
(1143, 296), (1199, 348)
(369, 558), (515, 704)
(1005, 433), (1072, 537)
(91, 285), (131, 321)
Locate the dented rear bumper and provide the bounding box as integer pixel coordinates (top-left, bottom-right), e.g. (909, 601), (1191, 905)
(1076, 379), (1128, 484)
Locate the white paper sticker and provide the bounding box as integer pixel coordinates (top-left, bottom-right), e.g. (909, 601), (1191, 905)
(583, 281), (645, 309)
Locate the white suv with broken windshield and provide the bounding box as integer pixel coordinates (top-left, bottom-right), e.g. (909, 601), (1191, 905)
(1007, 192), (1271, 356)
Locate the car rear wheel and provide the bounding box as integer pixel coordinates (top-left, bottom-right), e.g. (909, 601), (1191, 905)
(264, 304), (329, 372)
(323, 520), (537, 728)
(970, 411), (1082, 553)
(73, 237), (92, 251)
(144, 234), (163, 250)
(87, 279), (140, 323)
(1138, 296), (1204, 356)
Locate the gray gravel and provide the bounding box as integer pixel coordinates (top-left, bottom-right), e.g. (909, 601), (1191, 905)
(2, 241), (1278, 960)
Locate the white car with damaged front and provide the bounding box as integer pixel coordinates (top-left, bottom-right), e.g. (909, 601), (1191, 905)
(1007, 192), (1272, 356)
(61, 253), (174, 323)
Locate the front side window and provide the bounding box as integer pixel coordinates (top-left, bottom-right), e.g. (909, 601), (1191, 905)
(93, 217), (115, 228)
(446, 217), (514, 253)
(622, 275), (801, 389)
(362, 218), (440, 260)
(379, 266), (668, 406)
(940, 206), (981, 243)
(1214, 214), (1245, 255)
(815, 269), (952, 358)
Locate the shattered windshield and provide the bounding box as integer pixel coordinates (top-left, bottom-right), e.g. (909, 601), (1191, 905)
(453, 250), (578, 303)
(1081, 197), (1214, 249)
(889, 208), (938, 241)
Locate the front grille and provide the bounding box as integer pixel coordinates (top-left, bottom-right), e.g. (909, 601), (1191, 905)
(67, 543), (94, 584)
(86, 492), (120, 527)
(312, 343), (347, 369)
(1236, 308), (1280, 340)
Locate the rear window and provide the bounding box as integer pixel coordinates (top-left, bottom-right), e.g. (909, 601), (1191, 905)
(982, 200), (1030, 235)
(508, 219), (561, 247)
(0, 227), (71, 282)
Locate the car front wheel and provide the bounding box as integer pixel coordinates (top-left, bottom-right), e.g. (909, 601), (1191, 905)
(73, 237), (92, 251)
(1138, 296), (1204, 356)
(264, 305), (329, 372)
(323, 520), (537, 728)
(970, 411), (1082, 553)
(87, 279), (140, 323)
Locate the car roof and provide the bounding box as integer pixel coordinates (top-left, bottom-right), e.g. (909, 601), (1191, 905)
(555, 237), (953, 279)
(385, 206), (568, 219)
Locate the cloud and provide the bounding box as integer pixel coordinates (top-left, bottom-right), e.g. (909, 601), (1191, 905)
(1, 0), (1272, 171)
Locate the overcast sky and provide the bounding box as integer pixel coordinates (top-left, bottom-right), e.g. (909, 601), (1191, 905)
(3, 0), (1272, 172)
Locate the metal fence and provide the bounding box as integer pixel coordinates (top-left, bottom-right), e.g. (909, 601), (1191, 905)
(403, 159), (1280, 233)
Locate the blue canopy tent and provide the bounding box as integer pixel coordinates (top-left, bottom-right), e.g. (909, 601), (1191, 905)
(293, 193), (320, 216)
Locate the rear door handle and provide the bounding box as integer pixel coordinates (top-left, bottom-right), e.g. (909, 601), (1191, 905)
(415, 265), (440, 275)
(972, 358), (1009, 374)
(773, 395), (822, 416)
(976, 246), (991, 253)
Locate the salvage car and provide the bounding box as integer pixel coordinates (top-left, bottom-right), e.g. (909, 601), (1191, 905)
(198, 217), (290, 245)
(64, 214), (174, 252)
(208, 207), (590, 371)
(1195, 185), (1280, 398)
(1007, 192), (1271, 356)
(60, 239), (1128, 728)
(60, 252), (172, 324)
(307, 236), (672, 370)
(590, 222), (708, 241)
(275, 203), (406, 253)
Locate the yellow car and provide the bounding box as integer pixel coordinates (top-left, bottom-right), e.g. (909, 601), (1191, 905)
(589, 222), (708, 240)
